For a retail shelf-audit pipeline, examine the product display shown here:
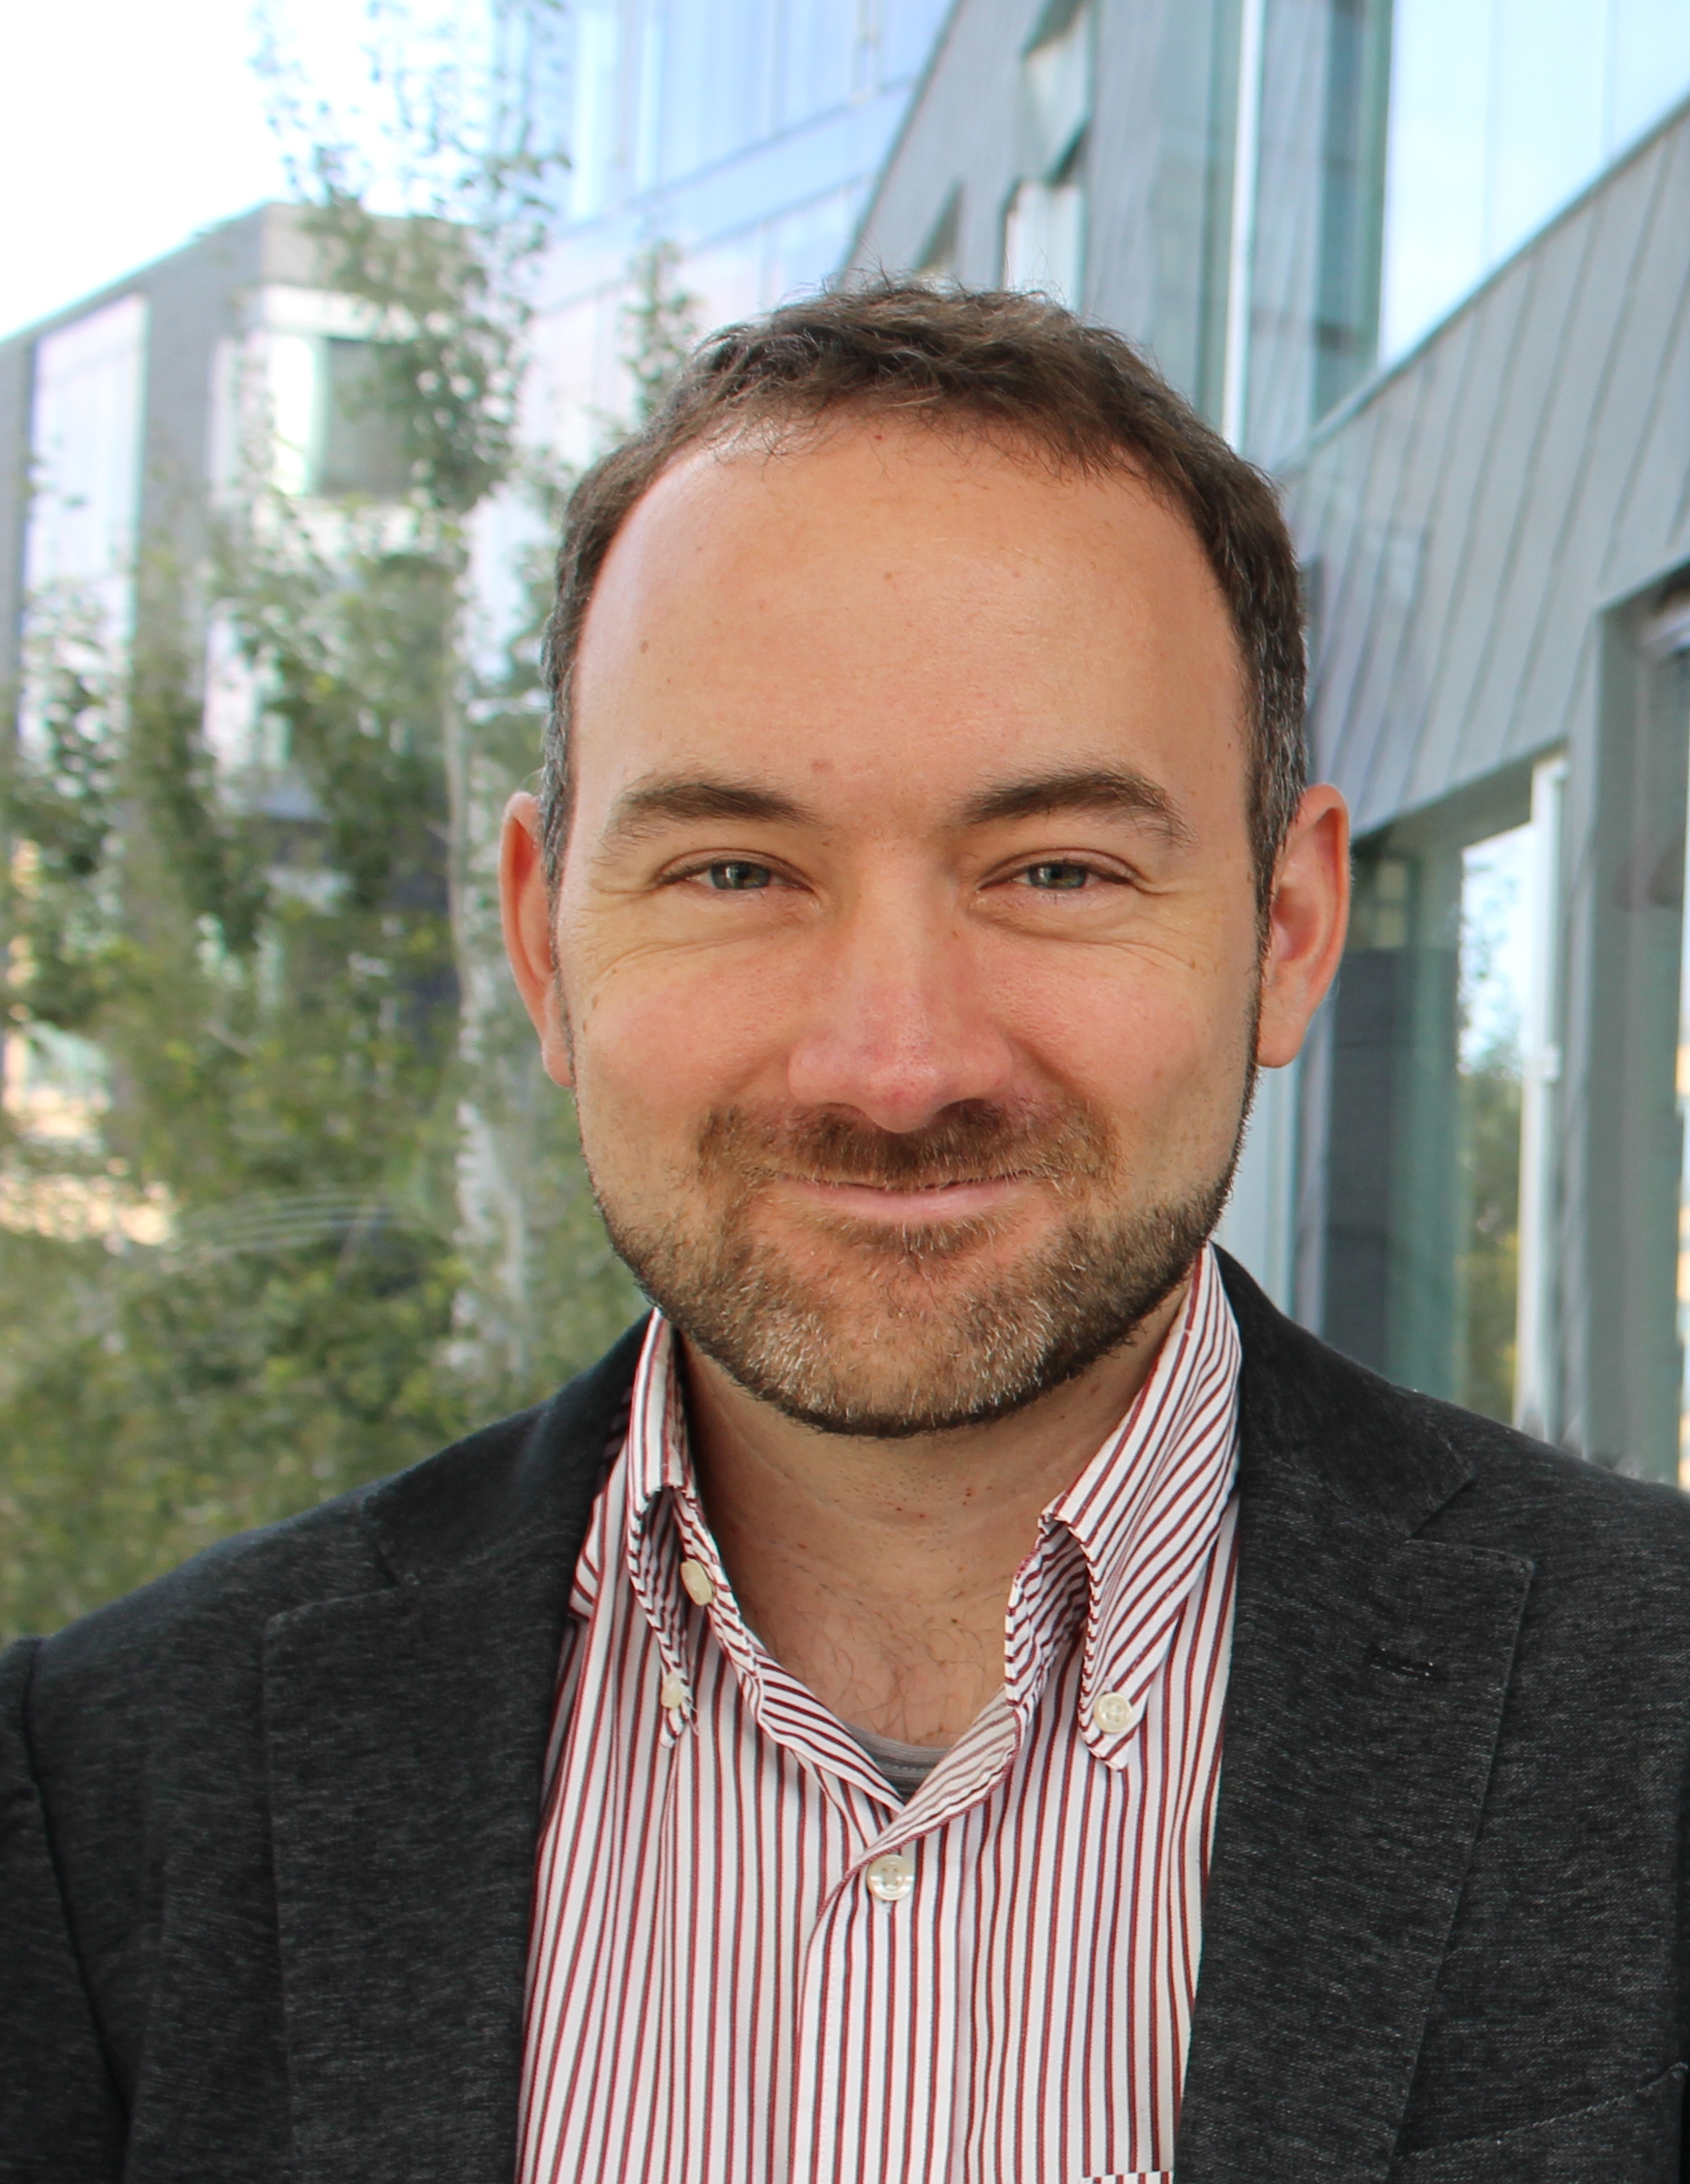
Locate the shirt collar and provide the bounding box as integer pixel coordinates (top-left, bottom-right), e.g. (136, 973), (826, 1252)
(1029, 1243), (1241, 1764)
(615, 1244), (1240, 1767)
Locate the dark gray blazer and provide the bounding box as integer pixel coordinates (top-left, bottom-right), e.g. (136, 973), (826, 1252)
(5, 1255), (1690, 2182)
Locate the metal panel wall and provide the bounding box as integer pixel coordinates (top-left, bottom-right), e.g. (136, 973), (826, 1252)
(1285, 95), (1690, 1470)
(849, 0), (1258, 419)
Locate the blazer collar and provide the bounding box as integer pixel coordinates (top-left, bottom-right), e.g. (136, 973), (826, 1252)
(262, 1317), (649, 2184)
(1177, 1257), (1533, 2180)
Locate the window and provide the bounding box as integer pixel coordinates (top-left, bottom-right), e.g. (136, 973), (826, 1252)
(314, 338), (413, 502)
(24, 294), (149, 650)
(913, 190), (961, 285)
(1324, 757), (1563, 1425)
(1381, 0), (1690, 360)
(1002, 2), (1092, 307)
(1002, 152), (1087, 305)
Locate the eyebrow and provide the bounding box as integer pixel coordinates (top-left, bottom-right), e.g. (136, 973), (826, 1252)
(599, 775), (822, 849)
(957, 766), (1195, 847)
(596, 762), (1194, 852)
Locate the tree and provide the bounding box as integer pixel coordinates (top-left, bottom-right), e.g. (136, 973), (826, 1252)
(0, 16), (707, 1640)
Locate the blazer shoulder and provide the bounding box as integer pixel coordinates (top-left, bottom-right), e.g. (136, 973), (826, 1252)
(1413, 1386), (1690, 1569)
(1217, 1248), (1690, 1577)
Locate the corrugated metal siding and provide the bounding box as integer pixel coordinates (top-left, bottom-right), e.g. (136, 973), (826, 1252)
(847, 0), (1040, 291)
(1287, 102), (1690, 832)
(1244, 0), (1331, 461)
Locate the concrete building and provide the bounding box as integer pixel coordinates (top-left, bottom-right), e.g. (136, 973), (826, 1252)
(0, 204), (426, 1242)
(849, 0), (1690, 1481)
(0, 203), (417, 733)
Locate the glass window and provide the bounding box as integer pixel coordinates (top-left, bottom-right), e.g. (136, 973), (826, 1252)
(24, 294), (149, 650)
(1002, 161), (1087, 305)
(1003, 4), (1093, 306)
(1381, 0), (1690, 360)
(1325, 759), (1562, 1424)
(315, 339), (414, 502)
(1451, 824), (1532, 1419)
(547, 0), (954, 220)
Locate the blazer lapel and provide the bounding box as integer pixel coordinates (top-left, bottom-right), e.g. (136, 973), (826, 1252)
(1178, 1265), (1534, 2181)
(262, 1322), (646, 2184)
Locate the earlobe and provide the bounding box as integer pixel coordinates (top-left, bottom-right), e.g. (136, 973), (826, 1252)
(499, 791), (575, 1089)
(1255, 785), (1351, 1071)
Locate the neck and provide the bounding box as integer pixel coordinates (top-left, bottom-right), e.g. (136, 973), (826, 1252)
(680, 1276), (1190, 1745)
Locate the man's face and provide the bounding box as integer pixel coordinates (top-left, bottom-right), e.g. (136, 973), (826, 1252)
(523, 422), (1287, 1434)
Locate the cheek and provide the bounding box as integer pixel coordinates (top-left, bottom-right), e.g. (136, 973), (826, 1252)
(1003, 947), (1250, 1114)
(563, 945), (797, 1144)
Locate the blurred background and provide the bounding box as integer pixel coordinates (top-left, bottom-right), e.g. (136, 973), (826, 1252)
(4, 0), (1690, 1636)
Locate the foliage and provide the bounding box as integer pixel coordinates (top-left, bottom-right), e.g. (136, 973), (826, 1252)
(0, 518), (471, 1638)
(622, 242), (702, 429)
(0, 19), (699, 1640)
(1453, 1034), (1522, 1426)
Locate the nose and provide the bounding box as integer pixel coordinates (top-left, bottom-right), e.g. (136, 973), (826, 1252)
(783, 884), (1019, 1133)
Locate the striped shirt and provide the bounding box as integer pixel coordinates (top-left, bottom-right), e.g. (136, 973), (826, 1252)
(518, 1244), (1242, 2184)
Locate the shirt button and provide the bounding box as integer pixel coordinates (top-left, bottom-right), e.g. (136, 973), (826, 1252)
(866, 1853), (916, 1903)
(679, 1559), (715, 1606)
(659, 1673), (690, 1714)
(1091, 1689), (1140, 1735)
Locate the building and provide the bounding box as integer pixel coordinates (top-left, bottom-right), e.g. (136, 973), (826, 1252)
(11, 2), (1690, 1484)
(0, 204), (420, 725)
(516, 0), (956, 461)
(849, 0), (1690, 1481)
(0, 204), (429, 1242)
(1288, 103), (1690, 1483)
(0, 5), (961, 1299)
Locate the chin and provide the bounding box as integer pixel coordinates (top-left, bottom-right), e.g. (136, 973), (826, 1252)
(758, 1204), (1049, 1279)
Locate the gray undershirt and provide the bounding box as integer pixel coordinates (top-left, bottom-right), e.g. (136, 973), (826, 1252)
(847, 1722), (956, 1801)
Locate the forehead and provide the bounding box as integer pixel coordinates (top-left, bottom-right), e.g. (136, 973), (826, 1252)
(570, 419), (1247, 821)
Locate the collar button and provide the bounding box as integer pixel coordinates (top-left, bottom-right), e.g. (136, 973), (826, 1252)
(1090, 1689), (1140, 1735)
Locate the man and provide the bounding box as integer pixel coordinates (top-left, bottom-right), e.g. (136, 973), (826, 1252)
(4, 284), (1689, 2183)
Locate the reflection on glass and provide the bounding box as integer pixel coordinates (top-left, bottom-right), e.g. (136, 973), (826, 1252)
(1325, 767), (1559, 1427)
(1454, 828), (1531, 1420)
(1381, 0), (1690, 359)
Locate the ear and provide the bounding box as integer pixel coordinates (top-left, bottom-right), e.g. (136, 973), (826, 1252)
(500, 791), (574, 1089)
(1256, 783), (1350, 1070)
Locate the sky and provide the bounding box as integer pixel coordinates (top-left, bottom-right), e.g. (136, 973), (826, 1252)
(0, 1), (414, 339)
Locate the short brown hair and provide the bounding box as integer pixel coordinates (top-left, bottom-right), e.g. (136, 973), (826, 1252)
(540, 281), (1305, 904)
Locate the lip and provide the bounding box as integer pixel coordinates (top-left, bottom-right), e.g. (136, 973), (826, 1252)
(780, 1174), (1029, 1222)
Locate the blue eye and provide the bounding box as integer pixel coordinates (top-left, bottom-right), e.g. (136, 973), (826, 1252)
(1023, 861), (1092, 891)
(706, 860), (774, 890)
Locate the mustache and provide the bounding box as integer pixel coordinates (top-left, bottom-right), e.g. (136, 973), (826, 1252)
(694, 1100), (1116, 1193)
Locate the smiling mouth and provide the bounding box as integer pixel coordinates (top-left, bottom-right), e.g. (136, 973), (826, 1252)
(781, 1172), (1030, 1221)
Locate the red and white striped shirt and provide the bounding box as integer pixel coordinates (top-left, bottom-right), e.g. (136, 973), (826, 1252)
(518, 1245), (1241, 2184)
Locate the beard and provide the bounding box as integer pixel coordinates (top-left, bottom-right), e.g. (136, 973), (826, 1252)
(588, 1081), (1250, 1439)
